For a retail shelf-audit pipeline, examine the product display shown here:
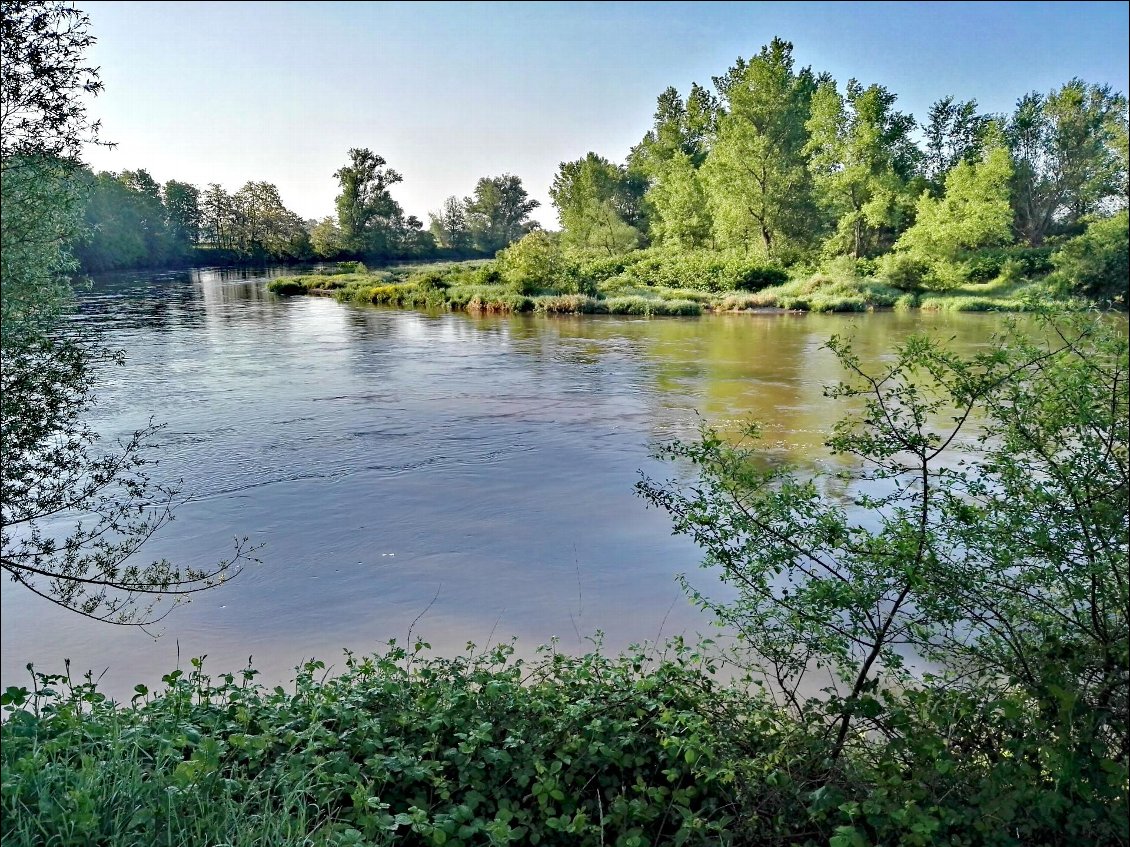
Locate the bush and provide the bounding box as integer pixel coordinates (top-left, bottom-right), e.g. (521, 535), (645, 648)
(1, 643), (750, 847)
(265, 279), (309, 295)
(1051, 211), (1129, 304)
(499, 231), (567, 295)
(732, 265), (788, 292)
(877, 252), (933, 289)
(639, 313), (1129, 843)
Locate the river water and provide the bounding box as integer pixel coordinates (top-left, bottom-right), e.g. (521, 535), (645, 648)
(0, 267), (1015, 699)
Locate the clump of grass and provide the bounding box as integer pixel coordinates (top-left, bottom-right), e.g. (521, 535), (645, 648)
(265, 278), (310, 295)
(604, 296), (702, 316)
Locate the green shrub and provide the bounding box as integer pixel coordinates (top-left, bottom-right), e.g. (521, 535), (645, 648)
(732, 265), (788, 292)
(408, 270), (451, 291)
(877, 252), (933, 289)
(266, 279), (309, 295)
(1051, 211), (1129, 304)
(2, 644), (750, 847)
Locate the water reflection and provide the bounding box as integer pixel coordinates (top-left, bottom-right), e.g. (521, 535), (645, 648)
(2, 268), (1026, 700)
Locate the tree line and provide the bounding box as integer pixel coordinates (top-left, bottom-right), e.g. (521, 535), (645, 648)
(544, 37), (1126, 296)
(72, 152), (541, 271)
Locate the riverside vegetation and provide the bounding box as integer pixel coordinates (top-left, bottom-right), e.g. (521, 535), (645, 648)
(2, 3), (1128, 845)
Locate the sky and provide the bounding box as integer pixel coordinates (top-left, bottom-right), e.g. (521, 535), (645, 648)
(80, 1), (1129, 230)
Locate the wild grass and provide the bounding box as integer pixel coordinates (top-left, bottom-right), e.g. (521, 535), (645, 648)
(267, 254), (1084, 317)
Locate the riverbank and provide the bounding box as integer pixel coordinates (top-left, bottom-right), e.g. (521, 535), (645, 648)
(267, 254), (1093, 316)
(5, 639), (1124, 846)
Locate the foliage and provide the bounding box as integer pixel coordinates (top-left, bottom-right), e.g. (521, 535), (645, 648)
(646, 152), (713, 250)
(922, 96), (990, 188)
(0, 0), (105, 162)
(1050, 210), (1129, 304)
(333, 147), (405, 257)
(701, 39), (819, 259)
(892, 140), (1014, 288)
(464, 174), (540, 255)
(805, 78), (920, 258)
(638, 313), (1128, 806)
(627, 83), (716, 178)
(0, 332), (250, 623)
(0, 642), (766, 847)
(1007, 80), (1129, 245)
(550, 153), (645, 255)
(498, 231), (569, 295)
(429, 195), (473, 252)
(1, 0), (247, 625)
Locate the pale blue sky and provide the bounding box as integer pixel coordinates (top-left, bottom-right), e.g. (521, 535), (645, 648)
(81, 1), (1129, 229)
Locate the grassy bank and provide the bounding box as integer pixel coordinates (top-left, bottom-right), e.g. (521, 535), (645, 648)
(267, 250), (1091, 317)
(4, 640), (1125, 847)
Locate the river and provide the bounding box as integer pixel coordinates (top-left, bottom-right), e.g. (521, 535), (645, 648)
(0, 266), (1017, 699)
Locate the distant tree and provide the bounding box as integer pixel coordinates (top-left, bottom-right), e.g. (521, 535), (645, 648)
(200, 183), (236, 251)
(333, 147), (404, 257)
(118, 169), (177, 262)
(1007, 80), (1128, 244)
(428, 195), (472, 251)
(464, 174), (540, 254)
(163, 179), (201, 247)
(701, 39), (819, 258)
(73, 170), (152, 270)
(309, 216), (345, 259)
(398, 214), (437, 257)
(550, 154), (643, 255)
(232, 181), (309, 259)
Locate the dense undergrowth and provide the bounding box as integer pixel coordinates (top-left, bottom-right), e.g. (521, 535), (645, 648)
(5, 639), (1126, 847)
(265, 234), (1106, 317)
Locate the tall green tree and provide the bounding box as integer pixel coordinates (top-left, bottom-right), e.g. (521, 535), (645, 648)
(333, 147), (404, 257)
(162, 179), (201, 248)
(701, 39), (819, 258)
(464, 174), (540, 254)
(628, 83), (717, 179)
(232, 181), (309, 259)
(1007, 80), (1129, 245)
(309, 216), (344, 259)
(550, 153), (643, 255)
(200, 183), (236, 251)
(923, 96), (991, 189)
(805, 78), (920, 258)
(646, 151), (713, 250)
